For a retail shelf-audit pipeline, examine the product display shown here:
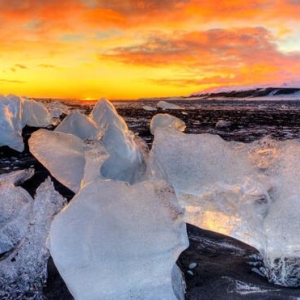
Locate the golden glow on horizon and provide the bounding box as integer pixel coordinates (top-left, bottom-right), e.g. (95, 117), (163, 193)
(1, 0), (300, 100)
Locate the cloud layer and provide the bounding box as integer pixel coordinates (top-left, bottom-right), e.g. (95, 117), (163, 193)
(0, 0), (300, 98)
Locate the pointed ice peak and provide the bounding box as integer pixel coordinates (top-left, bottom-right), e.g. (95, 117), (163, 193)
(90, 98), (127, 132)
(55, 110), (99, 140)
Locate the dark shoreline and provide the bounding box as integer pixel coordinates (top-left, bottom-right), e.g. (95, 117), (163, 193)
(2, 100), (300, 299)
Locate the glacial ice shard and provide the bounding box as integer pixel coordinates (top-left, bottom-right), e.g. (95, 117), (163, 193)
(149, 129), (271, 251)
(0, 169), (34, 254)
(248, 138), (300, 286)
(29, 129), (86, 192)
(100, 124), (147, 184)
(89, 98), (148, 184)
(22, 98), (51, 127)
(49, 179), (188, 300)
(150, 114), (186, 135)
(0, 95), (24, 151)
(0, 177), (65, 299)
(143, 105), (157, 111)
(55, 111), (99, 140)
(80, 141), (109, 188)
(45, 100), (70, 118)
(0, 95), (51, 151)
(157, 101), (182, 110)
(90, 98), (127, 132)
(149, 129), (300, 286)
(29, 129), (109, 191)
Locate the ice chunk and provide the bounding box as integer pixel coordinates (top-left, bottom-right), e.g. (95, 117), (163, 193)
(157, 101), (182, 110)
(90, 98), (127, 132)
(29, 129), (109, 192)
(215, 120), (232, 130)
(149, 131), (300, 286)
(22, 98), (51, 127)
(49, 179), (188, 300)
(29, 129), (86, 192)
(143, 105), (157, 111)
(149, 129), (256, 193)
(0, 168), (34, 186)
(254, 139), (300, 286)
(89, 98), (148, 183)
(149, 129), (271, 251)
(46, 101), (70, 118)
(0, 95), (24, 151)
(0, 95), (51, 151)
(0, 169), (34, 255)
(0, 177), (65, 299)
(100, 124), (147, 184)
(80, 140), (109, 188)
(55, 111), (99, 140)
(150, 114), (186, 135)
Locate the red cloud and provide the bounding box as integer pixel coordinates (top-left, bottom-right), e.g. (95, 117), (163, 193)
(99, 27), (300, 86)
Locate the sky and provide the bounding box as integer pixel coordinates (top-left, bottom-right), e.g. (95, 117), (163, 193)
(1, 0), (300, 100)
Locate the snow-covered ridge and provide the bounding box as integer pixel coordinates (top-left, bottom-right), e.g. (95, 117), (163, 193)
(190, 87), (300, 100)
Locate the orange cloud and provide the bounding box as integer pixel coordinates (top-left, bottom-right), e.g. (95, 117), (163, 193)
(99, 27), (300, 88)
(0, 0), (300, 98)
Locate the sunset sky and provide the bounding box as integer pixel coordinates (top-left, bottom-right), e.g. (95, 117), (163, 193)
(1, 0), (300, 100)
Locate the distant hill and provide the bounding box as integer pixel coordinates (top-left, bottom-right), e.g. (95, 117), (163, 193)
(190, 87), (300, 99)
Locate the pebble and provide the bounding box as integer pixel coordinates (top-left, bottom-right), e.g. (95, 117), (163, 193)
(189, 262), (197, 269)
(187, 270), (194, 276)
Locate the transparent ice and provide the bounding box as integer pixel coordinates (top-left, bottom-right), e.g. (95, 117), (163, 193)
(143, 105), (157, 111)
(30, 99), (148, 186)
(29, 129), (86, 192)
(0, 175), (65, 299)
(149, 128), (300, 286)
(22, 98), (51, 128)
(150, 114), (186, 135)
(90, 98), (127, 132)
(0, 169), (34, 255)
(45, 101), (70, 119)
(49, 179), (188, 300)
(55, 111), (99, 140)
(0, 95), (51, 151)
(100, 123), (147, 184)
(156, 101), (182, 110)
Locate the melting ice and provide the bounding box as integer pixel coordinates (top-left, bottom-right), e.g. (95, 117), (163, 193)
(149, 128), (300, 286)
(0, 170), (65, 299)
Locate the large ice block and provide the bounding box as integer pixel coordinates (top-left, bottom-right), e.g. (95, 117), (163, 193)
(22, 98), (51, 127)
(90, 98), (127, 133)
(49, 179), (188, 300)
(0, 169), (34, 254)
(29, 129), (86, 192)
(0, 95), (24, 151)
(55, 111), (99, 140)
(0, 95), (51, 151)
(149, 129), (300, 286)
(0, 179), (65, 300)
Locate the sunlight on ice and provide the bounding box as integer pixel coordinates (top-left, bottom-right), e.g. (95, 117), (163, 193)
(149, 128), (300, 286)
